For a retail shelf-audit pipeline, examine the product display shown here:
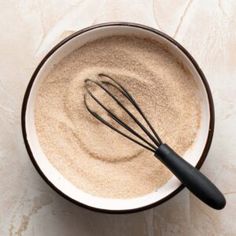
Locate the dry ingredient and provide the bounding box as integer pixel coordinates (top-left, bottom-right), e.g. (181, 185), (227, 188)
(35, 36), (200, 198)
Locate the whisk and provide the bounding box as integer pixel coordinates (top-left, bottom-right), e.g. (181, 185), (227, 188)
(84, 73), (226, 210)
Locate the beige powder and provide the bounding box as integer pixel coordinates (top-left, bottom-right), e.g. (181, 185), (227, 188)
(35, 36), (200, 198)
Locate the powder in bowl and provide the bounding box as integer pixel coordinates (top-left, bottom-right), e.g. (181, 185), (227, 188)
(35, 35), (200, 199)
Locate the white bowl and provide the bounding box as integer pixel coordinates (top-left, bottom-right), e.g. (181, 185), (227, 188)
(21, 22), (214, 213)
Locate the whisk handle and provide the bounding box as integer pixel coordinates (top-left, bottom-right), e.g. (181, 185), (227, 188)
(155, 144), (226, 210)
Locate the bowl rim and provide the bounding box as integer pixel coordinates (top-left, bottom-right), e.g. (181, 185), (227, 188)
(21, 22), (215, 214)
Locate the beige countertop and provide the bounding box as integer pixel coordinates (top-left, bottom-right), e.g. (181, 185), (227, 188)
(0, 0), (235, 235)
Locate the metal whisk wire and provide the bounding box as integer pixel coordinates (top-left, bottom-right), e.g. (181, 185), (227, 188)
(84, 73), (163, 152)
(83, 73), (226, 210)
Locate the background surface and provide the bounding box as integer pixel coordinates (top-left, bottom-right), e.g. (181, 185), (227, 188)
(0, 0), (236, 235)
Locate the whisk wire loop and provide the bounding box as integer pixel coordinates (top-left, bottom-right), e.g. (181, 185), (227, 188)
(84, 74), (163, 152)
(99, 73), (162, 145)
(84, 94), (156, 152)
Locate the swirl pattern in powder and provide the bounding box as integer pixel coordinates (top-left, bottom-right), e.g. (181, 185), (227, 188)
(35, 36), (200, 198)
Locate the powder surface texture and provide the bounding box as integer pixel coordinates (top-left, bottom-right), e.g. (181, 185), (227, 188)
(35, 36), (200, 198)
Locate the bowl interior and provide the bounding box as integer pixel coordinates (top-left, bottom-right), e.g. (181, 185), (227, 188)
(24, 24), (211, 211)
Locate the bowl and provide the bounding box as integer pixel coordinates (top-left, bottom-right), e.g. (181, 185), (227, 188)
(21, 22), (214, 213)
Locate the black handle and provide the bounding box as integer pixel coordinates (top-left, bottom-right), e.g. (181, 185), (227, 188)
(155, 144), (226, 210)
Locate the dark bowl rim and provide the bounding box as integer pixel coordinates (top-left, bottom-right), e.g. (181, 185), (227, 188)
(21, 22), (215, 214)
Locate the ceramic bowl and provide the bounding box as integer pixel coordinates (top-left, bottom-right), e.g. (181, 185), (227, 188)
(21, 22), (214, 213)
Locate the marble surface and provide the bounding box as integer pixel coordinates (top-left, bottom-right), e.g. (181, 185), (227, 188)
(0, 0), (236, 235)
